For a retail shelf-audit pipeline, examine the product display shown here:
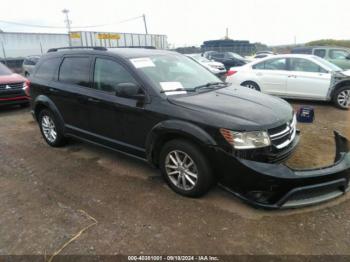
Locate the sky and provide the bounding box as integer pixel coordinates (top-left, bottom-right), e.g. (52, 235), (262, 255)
(1, 0), (349, 47)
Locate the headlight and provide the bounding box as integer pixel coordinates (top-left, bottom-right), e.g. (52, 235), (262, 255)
(220, 129), (271, 149)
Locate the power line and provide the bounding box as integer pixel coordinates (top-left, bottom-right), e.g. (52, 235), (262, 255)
(0, 15), (144, 30)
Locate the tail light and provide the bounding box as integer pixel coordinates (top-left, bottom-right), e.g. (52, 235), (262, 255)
(226, 70), (237, 77)
(23, 80), (31, 97)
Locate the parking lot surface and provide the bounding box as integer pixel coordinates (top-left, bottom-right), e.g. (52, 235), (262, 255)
(0, 101), (350, 256)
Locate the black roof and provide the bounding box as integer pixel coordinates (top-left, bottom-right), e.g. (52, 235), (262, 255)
(43, 47), (177, 60)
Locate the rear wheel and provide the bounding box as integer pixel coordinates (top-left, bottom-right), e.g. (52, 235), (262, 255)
(333, 86), (350, 109)
(241, 81), (261, 91)
(38, 109), (67, 147)
(159, 139), (214, 197)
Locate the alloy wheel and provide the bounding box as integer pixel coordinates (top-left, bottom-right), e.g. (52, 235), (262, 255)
(41, 115), (57, 143)
(165, 150), (198, 191)
(337, 90), (350, 108)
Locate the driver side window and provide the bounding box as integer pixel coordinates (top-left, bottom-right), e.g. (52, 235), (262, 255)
(93, 58), (137, 93)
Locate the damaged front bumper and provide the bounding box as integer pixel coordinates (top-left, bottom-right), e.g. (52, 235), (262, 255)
(217, 131), (350, 209)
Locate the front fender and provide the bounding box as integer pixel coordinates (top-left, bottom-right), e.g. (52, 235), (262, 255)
(145, 120), (217, 165)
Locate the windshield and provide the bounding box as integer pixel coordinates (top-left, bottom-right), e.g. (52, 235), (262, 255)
(0, 63), (12, 76)
(132, 54), (221, 92)
(312, 56), (342, 72)
(189, 54), (210, 63)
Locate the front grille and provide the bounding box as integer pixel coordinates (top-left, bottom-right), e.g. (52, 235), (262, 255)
(0, 82), (24, 90)
(268, 115), (297, 150)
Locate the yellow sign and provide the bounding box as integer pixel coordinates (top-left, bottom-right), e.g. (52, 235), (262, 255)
(97, 33), (121, 40)
(69, 32), (81, 39)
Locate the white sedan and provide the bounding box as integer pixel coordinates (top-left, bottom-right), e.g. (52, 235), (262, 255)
(185, 54), (226, 76)
(226, 54), (350, 109)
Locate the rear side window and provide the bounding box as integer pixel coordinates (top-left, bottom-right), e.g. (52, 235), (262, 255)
(59, 57), (91, 87)
(93, 58), (137, 93)
(253, 58), (287, 70)
(35, 58), (61, 80)
(314, 49), (326, 58)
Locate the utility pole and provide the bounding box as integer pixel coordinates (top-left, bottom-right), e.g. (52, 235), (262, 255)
(62, 9), (72, 46)
(142, 14), (148, 34)
(225, 28), (229, 39)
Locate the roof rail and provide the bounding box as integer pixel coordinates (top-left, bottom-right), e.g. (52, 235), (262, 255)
(47, 46), (107, 53)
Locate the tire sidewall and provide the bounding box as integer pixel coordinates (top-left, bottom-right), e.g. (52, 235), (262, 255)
(242, 81), (260, 91)
(334, 86), (350, 110)
(38, 109), (65, 147)
(159, 139), (213, 197)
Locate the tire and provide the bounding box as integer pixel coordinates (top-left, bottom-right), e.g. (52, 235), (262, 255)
(241, 81), (261, 91)
(38, 109), (67, 147)
(333, 86), (350, 110)
(159, 139), (214, 198)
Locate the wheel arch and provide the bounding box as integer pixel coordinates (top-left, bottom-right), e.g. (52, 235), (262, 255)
(145, 120), (217, 167)
(240, 80), (261, 91)
(33, 95), (65, 127)
(330, 80), (350, 99)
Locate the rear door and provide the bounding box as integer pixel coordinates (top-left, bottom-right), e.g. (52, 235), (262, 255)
(51, 56), (93, 132)
(286, 57), (331, 99)
(252, 58), (289, 95)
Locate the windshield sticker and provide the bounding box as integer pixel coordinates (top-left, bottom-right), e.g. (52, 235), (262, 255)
(129, 57), (155, 68)
(160, 82), (187, 96)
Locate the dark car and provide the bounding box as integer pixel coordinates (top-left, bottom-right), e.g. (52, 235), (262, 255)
(203, 51), (247, 70)
(0, 62), (30, 107)
(30, 47), (350, 209)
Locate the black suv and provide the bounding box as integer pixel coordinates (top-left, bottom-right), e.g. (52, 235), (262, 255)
(30, 47), (350, 209)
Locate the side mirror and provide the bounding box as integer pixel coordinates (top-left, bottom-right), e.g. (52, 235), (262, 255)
(115, 83), (145, 100)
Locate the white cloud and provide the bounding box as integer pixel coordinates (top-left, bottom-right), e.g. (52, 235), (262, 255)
(0, 0), (349, 47)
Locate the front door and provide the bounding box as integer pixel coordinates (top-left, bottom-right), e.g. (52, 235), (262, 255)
(86, 57), (148, 158)
(286, 57), (331, 99)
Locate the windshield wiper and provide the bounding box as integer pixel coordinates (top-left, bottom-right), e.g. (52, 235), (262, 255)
(193, 82), (231, 92)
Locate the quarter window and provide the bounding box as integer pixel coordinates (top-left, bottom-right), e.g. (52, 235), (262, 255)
(35, 58), (61, 80)
(93, 58), (137, 93)
(314, 49), (326, 58)
(59, 57), (91, 87)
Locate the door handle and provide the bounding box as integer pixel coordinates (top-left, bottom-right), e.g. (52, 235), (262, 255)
(88, 97), (100, 103)
(288, 75), (297, 78)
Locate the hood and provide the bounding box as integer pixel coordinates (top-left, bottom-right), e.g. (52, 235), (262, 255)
(168, 86), (293, 130)
(341, 70), (350, 77)
(0, 73), (27, 84)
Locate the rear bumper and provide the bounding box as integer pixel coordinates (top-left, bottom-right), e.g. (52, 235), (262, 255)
(215, 131), (350, 209)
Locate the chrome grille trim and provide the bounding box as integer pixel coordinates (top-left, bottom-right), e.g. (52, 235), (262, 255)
(0, 82), (24, 90)
(269, 114), (297, 150)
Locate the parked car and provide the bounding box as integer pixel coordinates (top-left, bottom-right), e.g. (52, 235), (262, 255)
(0, 62), (30, 107)
(226, 54), (350, 109)
(203, 51), (247, 70)
(292, 46), (350, 70)
(22, 55), (41, 77)
(185, 53), (226, 77)
(30, 47), (350, 209)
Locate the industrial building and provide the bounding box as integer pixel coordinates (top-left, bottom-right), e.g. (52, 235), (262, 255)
(201, 39), (256, 56)
(0, 31), (168, 59)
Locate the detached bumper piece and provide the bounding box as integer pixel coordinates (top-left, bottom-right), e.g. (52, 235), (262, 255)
(219, 131), (350, 209)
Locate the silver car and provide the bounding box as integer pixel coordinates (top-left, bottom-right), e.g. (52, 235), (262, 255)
(22, 56), (40, 77)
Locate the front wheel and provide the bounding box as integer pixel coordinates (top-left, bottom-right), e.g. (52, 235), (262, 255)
(159, 139), (214, 197)
(333, 86), (350, 110)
